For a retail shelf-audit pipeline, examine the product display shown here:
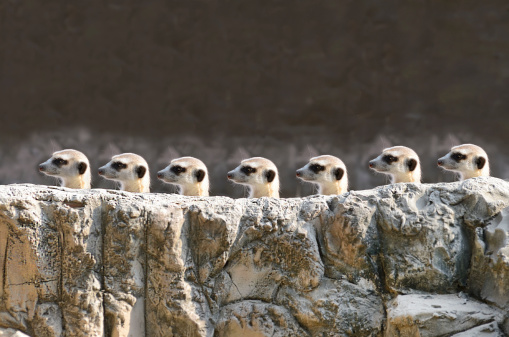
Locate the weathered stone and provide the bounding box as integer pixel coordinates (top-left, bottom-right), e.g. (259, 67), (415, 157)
(314, 192), (380, 288)
(385, 294), (505, 337)
(214, 301), (308, 337)
(277, 278), (384, 336)
(469, 206), (509, 310)
(0, 178), (508, 336)
(0, 328), (31, 337)
(450, 322), (504, 337)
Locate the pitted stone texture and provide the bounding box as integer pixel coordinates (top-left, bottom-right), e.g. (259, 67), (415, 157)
(315, 192), (380, 288)
(0, 178), (507, 336)
(376, 183), (470, 294)
(376, 178), (509, 295)
(0, 187), (103, 336)
(214, 301), (308, 337)
(469, 206), (509, 312)
(385, 294), (506, 337)
(277, 278), (384, 337)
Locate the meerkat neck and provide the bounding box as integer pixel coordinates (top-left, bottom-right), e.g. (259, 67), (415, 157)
(121, 179), (149, 193)
(61, 175), (91, 189)
(181, 183), (209, 197)
(249, 184), (279, 198)
(460, 169), (486, 180)
(392, 171), (420, 184)
(319, 183), (343, 196)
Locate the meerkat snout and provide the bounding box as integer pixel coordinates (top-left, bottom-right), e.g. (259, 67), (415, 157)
(98, 153), (150, 193)
(296, 155), (348, 195)
(369, 146), (421, 184)
(227, 157), (279, 198)
(437, 144), (489, 180)
(157, 156), (209, 196)
(39, 149), (91, 189)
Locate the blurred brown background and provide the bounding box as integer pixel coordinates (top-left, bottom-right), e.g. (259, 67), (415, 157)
(0, 0), (508, 197)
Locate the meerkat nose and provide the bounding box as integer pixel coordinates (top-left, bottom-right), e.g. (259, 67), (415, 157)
(369, 161), (375, 168)
(157, 172), (163, 179)
(39, 165), (45, 172)
(437, 160), (443, 166)
(98, 168), (105, 176)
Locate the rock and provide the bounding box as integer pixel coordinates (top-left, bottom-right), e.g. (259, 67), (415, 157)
(277, 278), (384, 336)
(0, 178), (508, 336)
(0, 329), (31, 337)
(385, 294), (506, 337)
(376, 178), (509, 295)
(450, 322), (504, 337)
(214, 301), (308, 337)
(469, 206), (509, 310)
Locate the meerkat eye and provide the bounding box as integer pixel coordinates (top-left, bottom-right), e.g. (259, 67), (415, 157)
(241, 166), (256, 175)
(382, 155), (398, 164)
(309, 164), (325, 174)
(170, 165), (186, 175)
(52, 158), (68, 167)
(451, 152), (467, 162)
(112, 161), (127, 171)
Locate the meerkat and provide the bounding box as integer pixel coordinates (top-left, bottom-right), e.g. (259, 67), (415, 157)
(296, 155), (348, 195)
(437, 144), (490, 180)
(98, 153), (150, 193)
(157, 157), (209, 196)
(227, 157), (279, 198)
(39, 149), (91, 189)
(369, 146), (421, 184)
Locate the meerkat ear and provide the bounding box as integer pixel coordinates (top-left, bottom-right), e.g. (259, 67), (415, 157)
(78, 162), (88, 175)
(195, 169), (206, 182)
(265, 169), (276, 183)
(334, 167), (344, 181)
(407, 159), (418, 172)
(136, 166), (147, 179)
(476, 157), (486, 170)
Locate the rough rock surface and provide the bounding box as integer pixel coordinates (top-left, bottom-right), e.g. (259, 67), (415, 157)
(0, 177), (508, 336)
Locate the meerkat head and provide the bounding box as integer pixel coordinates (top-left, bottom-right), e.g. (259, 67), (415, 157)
(369, 146), (421, 184)
(98, 153), (150, 193)
(437, 144), (489, 180)
(39, 149), (91, 189)
(296, 155), (348, 195)
(227, 157), (279, 198)
(157, 156), (209, 196)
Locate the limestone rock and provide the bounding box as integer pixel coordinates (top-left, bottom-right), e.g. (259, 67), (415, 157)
(0, 177), (508, 336)
(469, 206), (509, 310)
(450, 322), (504, 337)
(214, 301), (308, 337)
(277, 278), (384, 336)
(385, 293), (505, 337)
(0, 329), (31, 337)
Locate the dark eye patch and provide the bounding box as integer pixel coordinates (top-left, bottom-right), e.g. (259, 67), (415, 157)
(451, 152), (467, 162)
(170, 165), (186, 175)
(309, 164), (325, 174)
(52, 158), (68, 167)
(112, 161), (128, 171)
(382, 155), (398, 164)
(240, 166), (256, 175)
